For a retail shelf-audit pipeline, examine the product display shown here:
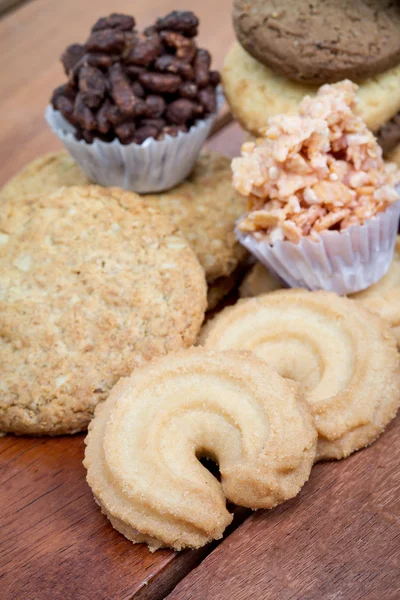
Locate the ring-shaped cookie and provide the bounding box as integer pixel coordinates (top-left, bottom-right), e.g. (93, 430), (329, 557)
(84, 349), (316, 550)
(201, 290), (400, 461)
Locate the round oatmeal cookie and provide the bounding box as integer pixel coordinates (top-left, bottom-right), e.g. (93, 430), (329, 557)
(233, 0), (400, 84)
(201, 290), (400, 462)
(144, 152), (248, 284)
(84, 348), (316, 551)
(0, 186), (207, 436)
(0, 151), (89, 202)
(222, 42), (400, 136)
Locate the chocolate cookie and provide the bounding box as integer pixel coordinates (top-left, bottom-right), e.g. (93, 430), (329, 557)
(233, 0), (400, 84)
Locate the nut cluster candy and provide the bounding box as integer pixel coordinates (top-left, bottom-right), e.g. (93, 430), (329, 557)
(50, 11), (221, 145)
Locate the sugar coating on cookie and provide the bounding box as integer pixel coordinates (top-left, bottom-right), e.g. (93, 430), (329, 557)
(0, 186), (207, 435)
(201, 289), (400, 461)
(222, 42), (400, 136)
(84, 348), (317, 551)
(0, 151), (89, 202)
(144, 152), (248, 284)
(233, 0), (400, 84)
(350, 237), (400, 345)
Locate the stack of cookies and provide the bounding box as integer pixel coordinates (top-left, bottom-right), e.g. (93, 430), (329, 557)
(1, 5), (400, 558)
(224, 0), (400, 165)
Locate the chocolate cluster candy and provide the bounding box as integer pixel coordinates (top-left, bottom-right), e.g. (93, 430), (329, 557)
(51, 11), (220, 145)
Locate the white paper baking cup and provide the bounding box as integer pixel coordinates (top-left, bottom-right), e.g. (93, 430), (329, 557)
(45, 88), (223, 193)
(236, 200), (400, 295)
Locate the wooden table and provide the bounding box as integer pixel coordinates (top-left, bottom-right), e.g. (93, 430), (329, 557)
(1, 2), (400, 600)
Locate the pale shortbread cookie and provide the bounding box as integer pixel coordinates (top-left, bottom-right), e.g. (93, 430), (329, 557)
(222, 42), (400, 136)
(201, 290), (400, 461)
(84, 348), (317, 551)
(239, 262), (283, 298)
(0, 151), (89, 202)
(241, 239), (400, 344)
(350, 237), (400, 345)
(0, 186), (206, 436)
(144, 152), (248, 284)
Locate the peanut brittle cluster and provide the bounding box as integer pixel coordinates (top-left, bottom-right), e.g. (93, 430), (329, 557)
(234, 81), (400, 244)
(51, 11), (220, 145)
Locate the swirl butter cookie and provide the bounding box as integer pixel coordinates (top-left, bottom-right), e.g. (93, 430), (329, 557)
(84, 349), (316, 551)
(350, 237), (400, 345)
(222, 42), (400, 136)
(238, 239), (400, 344)
(0, 186), (206, 435)
(201, 290), (400, 461)
(233, 0), (400, 84)
(0, 152), (89, 202)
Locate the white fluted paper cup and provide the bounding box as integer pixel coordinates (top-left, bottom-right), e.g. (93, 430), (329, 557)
(45, 89), (223, 193)
(236, 201), (400, 295)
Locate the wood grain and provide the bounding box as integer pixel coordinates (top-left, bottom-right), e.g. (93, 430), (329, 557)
(0, 434), (248, 600)
(0, 0), (234, 187)
(0, 434), (207, 600)
(167, 415), (400, 600)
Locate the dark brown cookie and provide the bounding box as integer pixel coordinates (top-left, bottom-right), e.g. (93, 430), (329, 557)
(233, 0), (400, 84)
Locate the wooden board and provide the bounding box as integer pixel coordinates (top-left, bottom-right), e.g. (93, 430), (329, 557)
(0, 434), (209, 600)
(167, 414), (400, 600)
(0, 0), (234, 187)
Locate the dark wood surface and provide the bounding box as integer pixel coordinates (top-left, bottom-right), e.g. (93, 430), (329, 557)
(168, 414), (400, 600)
(0, 434), (209, 600)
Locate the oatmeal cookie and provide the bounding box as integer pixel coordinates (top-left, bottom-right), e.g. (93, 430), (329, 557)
(144, 151), (248, 284)
(0, 152), (89, 202)
(0, 186), (206, 435)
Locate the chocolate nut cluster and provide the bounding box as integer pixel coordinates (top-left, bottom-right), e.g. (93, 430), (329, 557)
(50, 11), (221, 145)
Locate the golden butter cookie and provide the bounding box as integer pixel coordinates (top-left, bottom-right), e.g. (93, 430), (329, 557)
(350, 237), (400, 345)
(239, 262), (283, 298)
(0, 186), (206, 436)
(233, 0), (400, 84)
(0, 151), (89, 202)
(201, 290), (400, 461)
(222, 42), (400, 136)
(238, 241), (400, 343)
(84, 348), (316, 551)
(144, 151), (248, 284)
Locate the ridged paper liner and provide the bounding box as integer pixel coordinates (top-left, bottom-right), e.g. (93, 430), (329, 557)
(236, 201), (400, 295)
(45, 88), (223, 193)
